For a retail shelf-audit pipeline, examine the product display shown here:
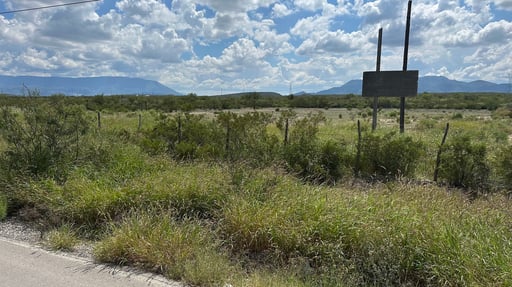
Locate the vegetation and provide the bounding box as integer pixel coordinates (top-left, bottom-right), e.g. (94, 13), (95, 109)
(0, 92), (511, 112)
(0, 194), (6, 220)
(0, 93), (512, 286)
(45, 225), (80, 251)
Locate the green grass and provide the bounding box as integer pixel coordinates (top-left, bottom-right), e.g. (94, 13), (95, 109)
(0, 194), (7, 220)
(45, 225), (79, 251)
(86, 165), (512, 286)
(222, 175), (512, 286)
(94, 213), (236, 287)
(2, 108), (512, 286)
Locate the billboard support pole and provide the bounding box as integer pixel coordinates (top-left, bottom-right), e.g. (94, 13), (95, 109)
(372, 28), (383, 131)
(400, 0), (412, 133)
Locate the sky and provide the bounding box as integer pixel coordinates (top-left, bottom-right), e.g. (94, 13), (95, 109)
(0, 0), (511, 95)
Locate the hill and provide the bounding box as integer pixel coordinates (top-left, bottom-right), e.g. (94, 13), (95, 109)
(316, 76), (510, 95)
(0, 75), (182, 96)
(215, 92), (282, 98)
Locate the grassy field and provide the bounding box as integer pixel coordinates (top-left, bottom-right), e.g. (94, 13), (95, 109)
(1, 104), (512, 286)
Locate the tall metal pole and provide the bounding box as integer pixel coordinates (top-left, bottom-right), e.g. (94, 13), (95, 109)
(372, 28), (383, 131)
(400, 0), (412, 133)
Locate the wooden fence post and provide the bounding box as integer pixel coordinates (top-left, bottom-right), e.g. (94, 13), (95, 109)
(177, 115), (182, 144)
(434, 123), (450, 182)
(138, 114), (142, 131)
(355, 120), (362, 176)
(284, 118), (289, 145)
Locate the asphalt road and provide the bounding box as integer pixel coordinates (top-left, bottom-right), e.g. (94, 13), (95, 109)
(0, 238), (183, 287)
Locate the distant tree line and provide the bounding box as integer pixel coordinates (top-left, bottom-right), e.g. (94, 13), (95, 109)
(0, 92), (510, 112)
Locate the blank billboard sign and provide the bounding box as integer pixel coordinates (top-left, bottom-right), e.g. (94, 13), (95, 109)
(362, 70), (419, 97)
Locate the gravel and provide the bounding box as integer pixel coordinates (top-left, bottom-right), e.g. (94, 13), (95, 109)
(0, 217), (94, 259)
(0, 218), (41, 244)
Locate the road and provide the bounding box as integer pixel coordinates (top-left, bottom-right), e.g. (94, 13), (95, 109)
(0, 238), (183, 287)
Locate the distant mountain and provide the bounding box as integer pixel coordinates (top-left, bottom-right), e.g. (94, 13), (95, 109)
(316, 80), (363, 95)
(316, 76), (510, 95)
(216, 92), (282, 98)
(0, 75), (182, 96)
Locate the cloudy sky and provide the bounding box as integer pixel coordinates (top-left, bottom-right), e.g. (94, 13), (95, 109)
(0, 0), (511, 95)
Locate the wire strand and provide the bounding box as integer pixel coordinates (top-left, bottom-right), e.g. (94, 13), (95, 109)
(0, 0), (100, 15)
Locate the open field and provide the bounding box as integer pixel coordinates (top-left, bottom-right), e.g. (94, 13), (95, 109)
(1, 95), (512, 286)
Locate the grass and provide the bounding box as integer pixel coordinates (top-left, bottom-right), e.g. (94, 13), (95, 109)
(0, 194), (6, 220)
(94, 212), (236, 287)
(86, 164), (512, 286)
(2, 107), (512, 286)
(45, 225), (80, 251)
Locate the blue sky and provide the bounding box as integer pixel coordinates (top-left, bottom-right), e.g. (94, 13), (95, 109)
(0, 0), (511, 95)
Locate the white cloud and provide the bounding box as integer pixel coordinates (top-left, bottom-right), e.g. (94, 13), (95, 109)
(194, 0), (276, 13)
(492, 0), (512, 11)
(291, 15), (330, 38)
(0, 0), (510, 94)
(254, 26), (294, 55)
(294, 0), (325, 11)
(272, 3), (293, 17)
(296, 30), (369, 55)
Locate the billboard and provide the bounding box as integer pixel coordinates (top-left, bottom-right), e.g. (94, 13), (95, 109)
(362, 70), (419, 97)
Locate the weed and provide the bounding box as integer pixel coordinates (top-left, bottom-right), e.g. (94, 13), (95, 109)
(0, 193), (6, 220)
(438, 133), (490, 192)
(45, 225), (79, 251)
(94, 213), (235, 287)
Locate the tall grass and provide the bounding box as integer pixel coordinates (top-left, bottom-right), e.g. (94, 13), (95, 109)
(94, 212), (235, 287)
(0, 193), (6, 220)
(221, 172), (512, 286)
(2, 107), (512, 286)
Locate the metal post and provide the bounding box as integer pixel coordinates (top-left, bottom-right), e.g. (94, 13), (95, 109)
(400, 0), (412, 133)
(372, 28), (383, 131)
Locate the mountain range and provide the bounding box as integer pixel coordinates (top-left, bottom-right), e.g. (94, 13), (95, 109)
(0, 75), (509, 97)
(0, 75), (181, 96)
(316, 76), (510, 95)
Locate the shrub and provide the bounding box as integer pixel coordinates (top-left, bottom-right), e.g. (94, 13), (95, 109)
(280, 111), (348, 183)
(358, 132), (423, 180)
(492, 105), (512, 119)
(141, 112), (224, 160)
(0, 98), (90, 182)
(216, 111), (279, 165)
(495, 144), (512, 190)
(317, 141), (351, 184)
(438, 134), (490, 191)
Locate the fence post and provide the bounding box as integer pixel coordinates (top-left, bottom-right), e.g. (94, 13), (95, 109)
(434, 123), (450, 182)
(97, 111), (101, 129)
(177, 115), (182, 144)
(355, 120), (362, 177)
(225, 120), (231, 160)
(138, 114), (142, 131)
(284, 118), (289, 145)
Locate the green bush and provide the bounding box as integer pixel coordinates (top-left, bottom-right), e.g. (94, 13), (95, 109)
(358, 132), (423, 180)
(438, 134), (490, 191)
(496, 144), (512, 190)
(281, 111), (348, 183)
(0, 98), (90, 182)
(216, 111), (279, 165)
(141, 112), (224, 160)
